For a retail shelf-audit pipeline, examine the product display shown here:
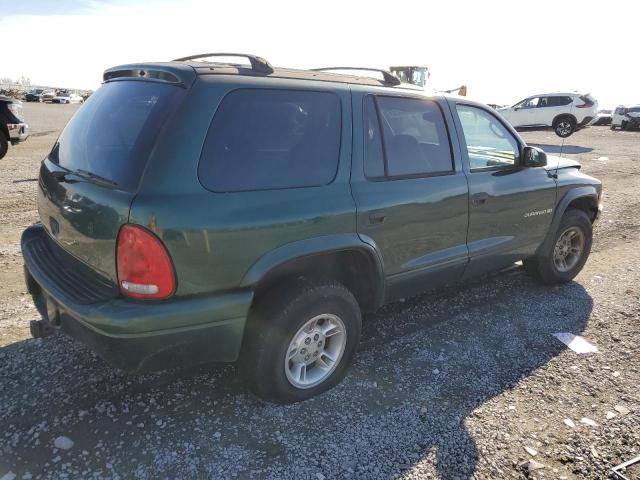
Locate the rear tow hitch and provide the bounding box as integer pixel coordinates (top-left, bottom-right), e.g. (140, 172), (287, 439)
(30, 319), (56, 338)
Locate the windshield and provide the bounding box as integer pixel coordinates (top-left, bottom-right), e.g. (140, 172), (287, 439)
(50, 80), (183, 191)
(628, 107), (640, 113)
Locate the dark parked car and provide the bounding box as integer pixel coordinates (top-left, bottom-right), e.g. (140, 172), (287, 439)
(0, 95), (29, 159)
(22, 54), (602, 403)
(25, 88), (46, 102)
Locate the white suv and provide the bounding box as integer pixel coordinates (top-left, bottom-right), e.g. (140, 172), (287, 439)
(611, 105), (640, 131)
(498, 92), (598, 138)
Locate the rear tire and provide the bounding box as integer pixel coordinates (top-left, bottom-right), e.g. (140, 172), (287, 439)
(240, 282), (362, 404)
(0, 132), (8, 160)
(523, 209), (592, 284)
(553, 116), (576, 138)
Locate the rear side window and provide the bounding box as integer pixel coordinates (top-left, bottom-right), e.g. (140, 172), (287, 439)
(364, 96), (453, 178)
(51, 81), (183, 191)
(199, 89), (341, 192)
(542, 96), (573, 107)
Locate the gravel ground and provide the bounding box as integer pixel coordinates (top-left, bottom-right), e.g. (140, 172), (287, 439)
(1, 103), (639, 479)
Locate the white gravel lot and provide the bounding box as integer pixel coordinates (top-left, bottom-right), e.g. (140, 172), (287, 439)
(0, 103), (639, 479)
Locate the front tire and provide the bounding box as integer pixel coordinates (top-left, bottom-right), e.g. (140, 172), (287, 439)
(523, 209), (592, 284)
(241, 282), (362, 404)
(0, 132), (8, 160)
(554, 116), (576, 138)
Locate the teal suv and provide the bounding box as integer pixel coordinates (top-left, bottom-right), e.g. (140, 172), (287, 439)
(22, 54), (602, 403)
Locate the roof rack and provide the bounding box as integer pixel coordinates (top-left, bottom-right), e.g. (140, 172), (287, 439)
(311, 67), (401, 86)
(172, 53), (274, 74)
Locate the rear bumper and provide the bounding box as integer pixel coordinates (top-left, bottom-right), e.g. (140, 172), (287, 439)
(22, 224), (253, 372)
(7, 122), (29, 143)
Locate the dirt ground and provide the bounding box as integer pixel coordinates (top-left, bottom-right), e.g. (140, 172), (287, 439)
(0, 103), (639, 479)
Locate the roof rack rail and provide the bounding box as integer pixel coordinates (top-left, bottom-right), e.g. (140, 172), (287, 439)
(172, 53), (274, 74)
(311, 67), (401, 86)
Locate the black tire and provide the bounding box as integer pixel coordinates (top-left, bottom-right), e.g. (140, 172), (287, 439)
(621, 121), (628, 131)
(523, 209), (592, 284)
(0, 132), (8, 160)
(553, 116), (576, 138)
(240, 282), (362, 404)
(610, 124), (616, 131)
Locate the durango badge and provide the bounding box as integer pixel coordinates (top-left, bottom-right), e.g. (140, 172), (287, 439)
(524, 208), (553, 218)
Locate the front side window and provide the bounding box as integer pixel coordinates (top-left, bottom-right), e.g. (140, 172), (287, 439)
(515, 97), (540, 109)
(199, 89), (341, 192)
(456, 105), (520, 170)
(364, 96), (453, 178)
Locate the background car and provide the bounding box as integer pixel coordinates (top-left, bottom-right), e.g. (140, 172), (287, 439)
(589, 109), (613, 126)
(25, 88), (46, 102)
(498, 92), (598, 138)
(41, 90), (56, 103)
(52, 91), (84, 104)
(611, 105), (640, 130)
(0, 95), (29, 159)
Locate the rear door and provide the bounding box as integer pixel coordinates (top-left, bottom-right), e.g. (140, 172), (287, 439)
(38, 79), (185, 282)
(351, 92), (469, 301)
(538, 95), (572, 127)
(451, 101), (556, 278)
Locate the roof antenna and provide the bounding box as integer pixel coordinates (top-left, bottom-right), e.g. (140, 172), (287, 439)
(556, 100), (575, 178)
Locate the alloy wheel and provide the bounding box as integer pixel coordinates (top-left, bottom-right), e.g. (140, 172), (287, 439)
(556, 121), (572, 137)
(284, 314), (347, 389)
(553, 227), (585, 272)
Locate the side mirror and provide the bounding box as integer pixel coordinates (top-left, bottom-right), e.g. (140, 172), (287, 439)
(522, 146), (547, 167)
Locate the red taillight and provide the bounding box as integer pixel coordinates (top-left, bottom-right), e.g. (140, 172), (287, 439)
(116, 224), (175, 300)
(576, 95), (594, 108)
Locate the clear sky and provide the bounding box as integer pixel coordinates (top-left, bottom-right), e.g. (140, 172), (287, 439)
(1, 0), (638, 109)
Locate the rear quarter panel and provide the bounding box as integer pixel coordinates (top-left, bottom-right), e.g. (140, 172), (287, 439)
(129, 76), (357, 296)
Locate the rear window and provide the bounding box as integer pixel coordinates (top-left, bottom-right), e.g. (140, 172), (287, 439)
(50, 81), (183, 191)
(198, 89), (341, 192)
(365, 96), (453, 178)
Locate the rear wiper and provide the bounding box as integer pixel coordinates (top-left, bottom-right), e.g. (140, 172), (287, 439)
(74, 169), (118, 187)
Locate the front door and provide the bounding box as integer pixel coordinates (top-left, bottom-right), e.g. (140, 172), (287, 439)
(506, 96), (541, 127)
(351, 92), (469, 301)
(451, 101), (557, 278)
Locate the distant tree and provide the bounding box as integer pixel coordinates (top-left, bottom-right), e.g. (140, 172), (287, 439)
(0, 77), (13, 84)
(17, 76), (31, 86)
